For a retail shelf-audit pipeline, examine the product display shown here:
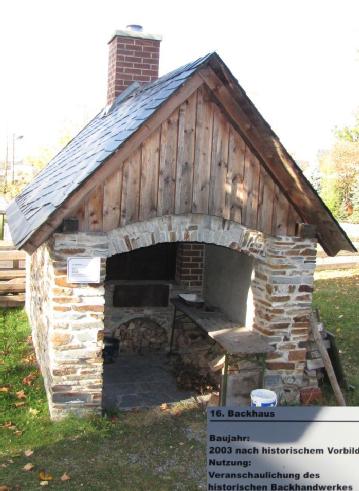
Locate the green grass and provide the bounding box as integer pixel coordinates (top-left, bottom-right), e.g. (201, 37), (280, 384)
(0, 308), (206, 490)
(1, 268), (358, 489)
(313, 267), (359, 404)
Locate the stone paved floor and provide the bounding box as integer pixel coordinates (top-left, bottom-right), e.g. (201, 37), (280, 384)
(102, 352), (195, 411)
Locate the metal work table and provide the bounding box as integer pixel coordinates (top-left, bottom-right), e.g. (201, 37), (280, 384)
(169, 298), (274, 404)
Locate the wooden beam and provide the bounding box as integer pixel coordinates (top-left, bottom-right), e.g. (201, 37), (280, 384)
(0, 295), (25, 307)
(0, 283), (25, 293)
(0, 250), (26, 260)
(0, 270), (26, 280)
(311, 312), (346, 406)
(22, 73), (205, 252)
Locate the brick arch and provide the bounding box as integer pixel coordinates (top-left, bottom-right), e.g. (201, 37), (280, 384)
(107, 213), (267, 260)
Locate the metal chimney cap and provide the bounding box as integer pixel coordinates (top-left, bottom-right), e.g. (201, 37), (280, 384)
(126, 24), (144, 32)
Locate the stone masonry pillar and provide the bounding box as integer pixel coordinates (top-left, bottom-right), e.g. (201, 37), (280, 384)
(29, 233), (109, 419)
(251, 235), (317, 403)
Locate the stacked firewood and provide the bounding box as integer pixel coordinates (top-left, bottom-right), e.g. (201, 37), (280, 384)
(112, 318), (168, 353)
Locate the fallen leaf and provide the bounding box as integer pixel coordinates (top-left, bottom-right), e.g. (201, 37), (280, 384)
(160, 403), (168, 411)
(2, 422), (13, 428)
(29, 408), (39, 416)
(7, 460), (13, 464)
(0, 386), (10, 393)
(23, 462), (34, 471)
(22, 353), (36, 364)
(15, 401), (26, 408)
(14, 430), (23, 436)
(16, 390), (26, 399)
(0, 463), (8, 468)
(39, 470), (53, 481)
(61, 472), (71, 481)
(22, 372), (36, 386)
(0, 486), (10, 491)
(24, 449), (34, 457)
(39, 481), (49, 487)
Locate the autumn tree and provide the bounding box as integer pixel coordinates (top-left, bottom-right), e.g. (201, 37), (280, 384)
(0, 130), (73, 199)
(319, 112), (359, 222)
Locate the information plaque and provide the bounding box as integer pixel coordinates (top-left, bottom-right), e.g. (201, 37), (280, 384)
(207, 407), (359, 490)
(67, 257), (101, 284)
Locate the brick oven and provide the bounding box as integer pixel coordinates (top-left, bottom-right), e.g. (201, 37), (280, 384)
(7, 26), (355, 419)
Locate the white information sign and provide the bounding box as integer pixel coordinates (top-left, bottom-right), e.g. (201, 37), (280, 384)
(67, 257), (101, 284)
(207, 407), (359, 491)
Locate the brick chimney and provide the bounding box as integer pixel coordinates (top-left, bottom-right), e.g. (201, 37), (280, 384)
(107, 25), (162, 105)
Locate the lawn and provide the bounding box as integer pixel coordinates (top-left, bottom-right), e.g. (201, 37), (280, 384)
(0, 309), (206, 490)
(313, 267), (359, 405)
(1, 267), (358, 490)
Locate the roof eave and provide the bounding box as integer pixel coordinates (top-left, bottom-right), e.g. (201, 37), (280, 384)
(204, 54), (356, 256)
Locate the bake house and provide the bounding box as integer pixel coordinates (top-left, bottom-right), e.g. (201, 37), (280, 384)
(7, 26), (355, 419)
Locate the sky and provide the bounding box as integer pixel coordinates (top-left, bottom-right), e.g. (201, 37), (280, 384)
(0, 0), (358, 166)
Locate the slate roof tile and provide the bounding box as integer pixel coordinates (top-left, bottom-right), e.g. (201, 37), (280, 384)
(7, 53), (213, 248)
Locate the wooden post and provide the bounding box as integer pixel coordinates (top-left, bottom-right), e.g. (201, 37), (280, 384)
(310, 312), (346, 406)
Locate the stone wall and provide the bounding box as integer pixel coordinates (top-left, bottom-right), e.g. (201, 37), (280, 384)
(27, 234), (108, 419)
(204, 246), (253, 324)
(27, 213), (317, 417)
(26, 243), (54, 407)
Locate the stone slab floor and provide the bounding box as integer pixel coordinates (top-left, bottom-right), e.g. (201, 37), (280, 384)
(102, 352), (195, 411)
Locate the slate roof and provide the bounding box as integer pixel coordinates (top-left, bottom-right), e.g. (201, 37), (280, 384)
(7, 53), (213, 249)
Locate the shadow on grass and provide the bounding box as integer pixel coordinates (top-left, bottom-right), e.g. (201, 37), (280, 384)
(1, 405), (207, 491)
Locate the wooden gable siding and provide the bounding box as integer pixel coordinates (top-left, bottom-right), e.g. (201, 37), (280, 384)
(74, 85), (301, 236)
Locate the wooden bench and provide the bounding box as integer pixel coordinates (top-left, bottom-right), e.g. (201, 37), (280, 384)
(169, 298), (274, 404)
(0, 245), (26, 307)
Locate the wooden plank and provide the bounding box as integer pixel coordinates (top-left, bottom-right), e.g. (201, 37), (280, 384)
(287, 205), (301, 236)
(139, 128), (161, 221)
(243, 150), (260, 229)
(257, 165), (275, 235)
(271, 185), (290, 235)
(0, 250), (26, 260)
(158, 109), (179, 216)
(175, 91), (197, 214)
(209, 105), (230, 218)
(0, 241), (16, 250)
(227, 128), (246, 223)
(192, 86), (213, 214)
(0, 270), (26, 280)
(120, 149), (141, 226)
(103, 170), (122, 232)
(23, 74), (204, 254)
(171, 299), (274, 356)
(0, 283), (25, 293)
(74, 203), (86, 232)
(88, 185), (104, 231)
(0, 294), (25, 307)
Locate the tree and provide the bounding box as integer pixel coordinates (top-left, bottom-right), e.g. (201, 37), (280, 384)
(0, 131), (73, 200)
(319, 111), (359, 222)
(335, 113), (359, 143)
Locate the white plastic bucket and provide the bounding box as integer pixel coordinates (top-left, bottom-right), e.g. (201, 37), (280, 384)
(250, 389), (277, 407)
